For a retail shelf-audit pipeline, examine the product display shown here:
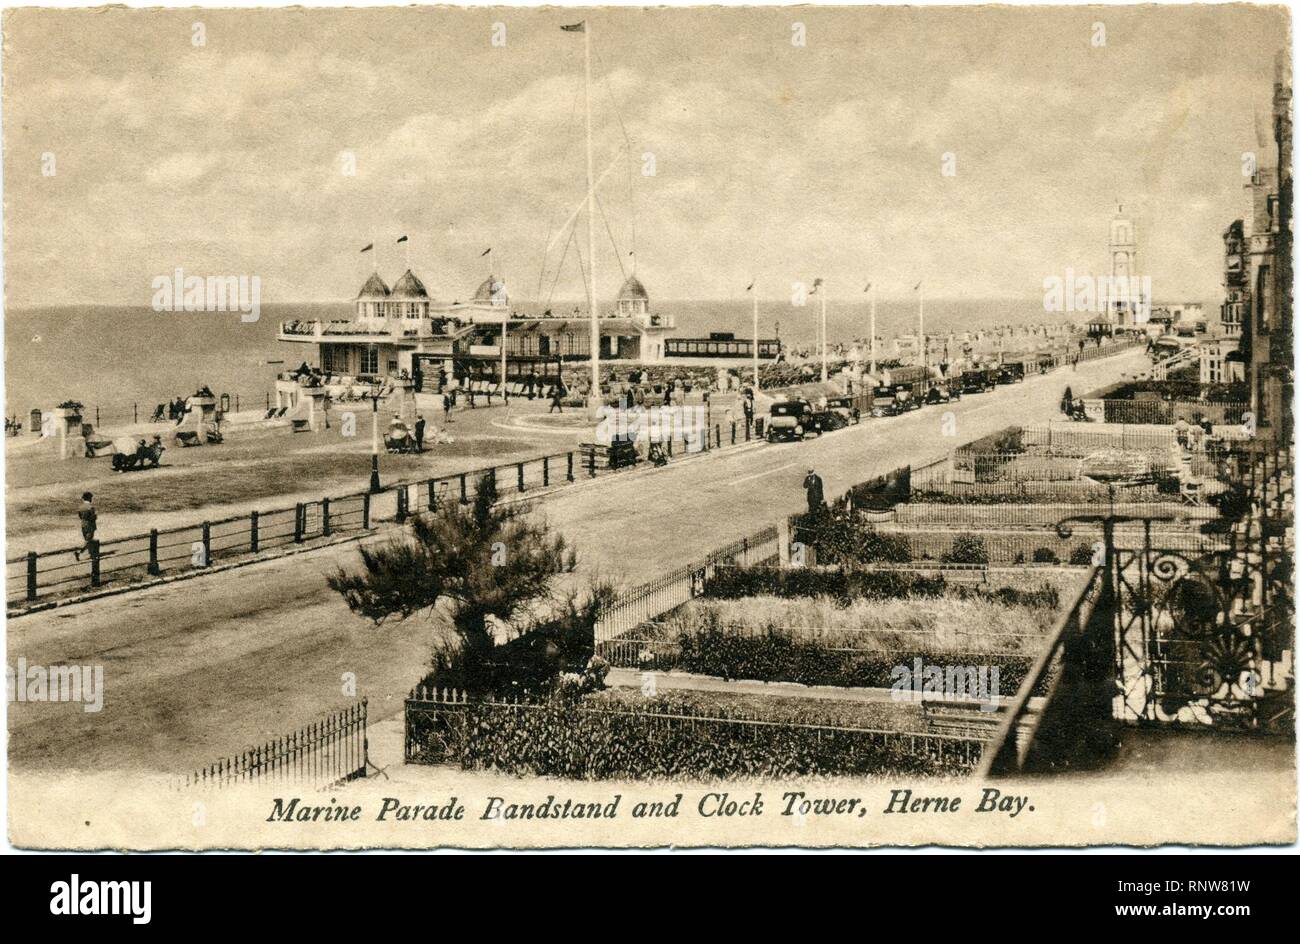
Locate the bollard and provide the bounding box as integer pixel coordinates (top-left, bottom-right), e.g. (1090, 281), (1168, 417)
(148, 529), (161, 576)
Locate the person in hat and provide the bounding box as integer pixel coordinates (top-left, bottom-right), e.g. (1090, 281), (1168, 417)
(74, 492), (97, 561)
(803, 469), (825, 514)
(414, 414), (426, 453)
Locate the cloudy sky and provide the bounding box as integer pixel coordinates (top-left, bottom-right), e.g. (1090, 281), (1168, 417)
(1, 5), (1288, 308)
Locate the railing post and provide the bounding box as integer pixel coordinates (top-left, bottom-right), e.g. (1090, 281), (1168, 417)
(148, 529), (161, 576)
(294, 503), (305, 542)
(322, 497), (331, 537)
(90, 542), (101, 587)
(517, 461), (525, 492)
(427, 479), (437, 511)
(488, 466), (498, 494)
(396, 487), (408, 522)
(588, 446), (597, 478)
(201, 522), (211, 566)
(26, 551), (37, 602)
(716, 423), (721, 449)
(459, 473), (468, 504)
(362, 493), (371, 529)
(566, 451), (574, 482)
(731, 421), (736, 445)
(250, 511), (259, 553)
(543, 456), (550, 487)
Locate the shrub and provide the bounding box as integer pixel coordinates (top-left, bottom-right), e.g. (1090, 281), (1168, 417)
(1031, 547), (1060, 564)
(941, 533), (989, 566)
(406, 689), (980, 779)
(1068, 544), (1097, 566)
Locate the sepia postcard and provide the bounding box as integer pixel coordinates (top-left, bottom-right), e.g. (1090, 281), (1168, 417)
(1, 3), (1295, 853)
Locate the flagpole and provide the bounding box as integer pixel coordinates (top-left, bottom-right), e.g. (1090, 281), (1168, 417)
(499, 251), (508, 394)
(752, 283), (760, 391)
(918, 281), (925, 373)
(820, 283), (828, 383)
(869, 283), (877, 376)
(584, 21), (600, 407)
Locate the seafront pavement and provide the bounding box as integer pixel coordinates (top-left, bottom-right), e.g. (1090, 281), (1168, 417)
(7, 349), (1147, 777)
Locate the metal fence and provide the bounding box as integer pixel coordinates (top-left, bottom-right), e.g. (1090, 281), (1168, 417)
(7, 419), (766, 611)
(182, 699), (368, 790)
(593, 525), (780, 644)
(404, 687), (986, 774)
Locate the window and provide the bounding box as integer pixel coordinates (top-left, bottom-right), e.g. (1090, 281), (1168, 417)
(360, 345), (379, 375)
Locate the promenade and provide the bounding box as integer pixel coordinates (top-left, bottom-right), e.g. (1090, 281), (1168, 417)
(6, 349), (1147, 776)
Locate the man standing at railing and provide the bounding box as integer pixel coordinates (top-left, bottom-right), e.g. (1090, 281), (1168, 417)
(73, 492), (97, 562)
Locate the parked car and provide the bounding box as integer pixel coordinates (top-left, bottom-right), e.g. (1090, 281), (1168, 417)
(995, 362), (1025, 384)
(960, 369), (997, 394)
(766, 399), (815, 441)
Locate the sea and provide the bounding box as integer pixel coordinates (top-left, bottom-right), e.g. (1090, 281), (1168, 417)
(4, 297), (1075, 426)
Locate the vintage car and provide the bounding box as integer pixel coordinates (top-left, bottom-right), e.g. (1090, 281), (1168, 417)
(871, 386), (922, 417)
(960, 368), (997, 394)
(995, 361), (1026, 384)
(766, 399), (815, 442)
(821, 391), (871, 426)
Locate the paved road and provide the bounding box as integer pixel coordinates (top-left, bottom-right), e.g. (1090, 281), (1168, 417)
(6, 349), (1146, 774)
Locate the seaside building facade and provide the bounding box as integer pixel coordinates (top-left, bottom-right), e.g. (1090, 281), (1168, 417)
(276, 269), (782, 400)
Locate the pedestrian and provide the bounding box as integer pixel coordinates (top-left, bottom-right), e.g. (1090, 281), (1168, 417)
(742, 393), (754, 429)
(550, 385), (565, 414)
(803, 468), (825, 515)
(414, 414), (426, 452)
(442, 392), (452, 423)
(413, 364), (424, 393)
(74, 491), (97, 561)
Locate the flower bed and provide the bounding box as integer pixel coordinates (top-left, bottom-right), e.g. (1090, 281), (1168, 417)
(607, 592), (1057, 693)
(405, 687), (980, 780)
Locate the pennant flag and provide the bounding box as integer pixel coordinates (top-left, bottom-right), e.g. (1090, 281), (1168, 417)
(913, 281), (922, 291)
(360, 243), (373, 253)
(864, 283), (872, 293)
(561, 21), (586, 32)
(745, 281), (755, 292)
(811, 278), (824, 293)
(396, 235), (408, 244)
(481, 247), (492, 257)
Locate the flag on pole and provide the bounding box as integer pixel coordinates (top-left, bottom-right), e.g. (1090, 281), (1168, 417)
(812, 278), (824, 293)
(360, 243), (373, 253)
(561, 21), (585, 32)
(913, 281), (922, 291)
(864, 283), (872, 293)
(745, 281), (755, 292)
(396, 235), (408, 244)
(481, 247), (492, 257)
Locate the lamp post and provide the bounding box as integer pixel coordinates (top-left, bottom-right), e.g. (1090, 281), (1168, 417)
(369, 392), (381, 493)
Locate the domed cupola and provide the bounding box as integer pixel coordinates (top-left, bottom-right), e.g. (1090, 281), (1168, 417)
(474, 275), (508, 307)
(390, 269), (429, 299)
(616, 274), (649, 317)
(357, 271), (391, 299)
